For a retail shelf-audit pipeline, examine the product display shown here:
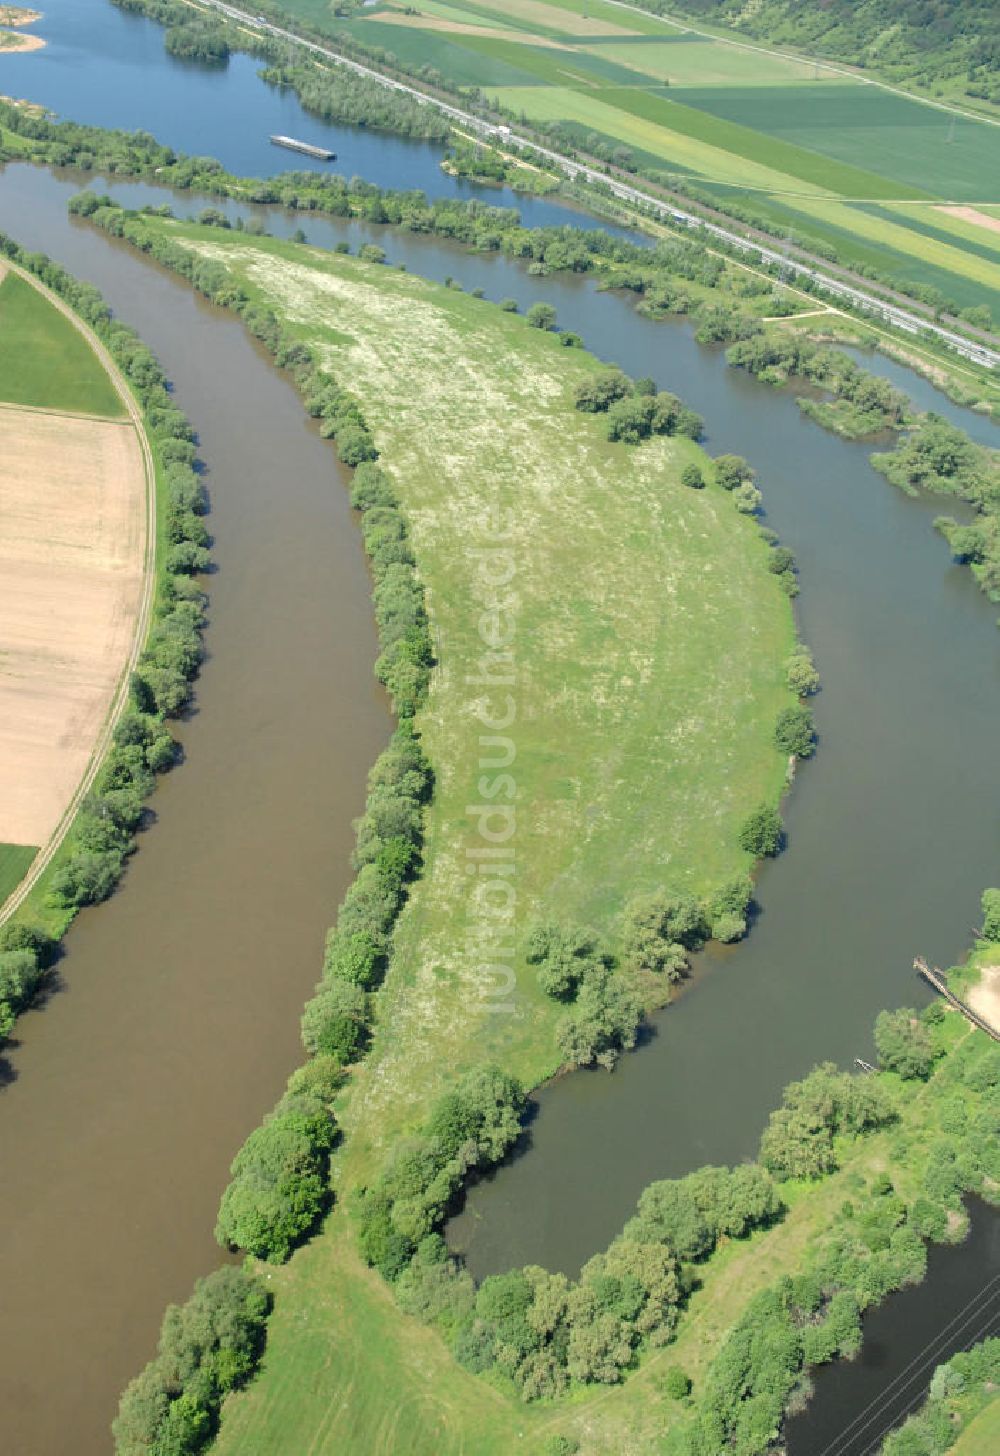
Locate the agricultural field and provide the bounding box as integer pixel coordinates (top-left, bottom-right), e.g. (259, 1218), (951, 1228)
(0, 844), (37, 903)
(0, 269), (124, 415)
(0, 265), (146, 906)
(285, 0), (1000, 325)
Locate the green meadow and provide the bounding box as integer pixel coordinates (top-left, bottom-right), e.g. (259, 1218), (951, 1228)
(157, 223), (794, 1157)
(288, 0), (1000, 324)
(0, 270), (124, 416)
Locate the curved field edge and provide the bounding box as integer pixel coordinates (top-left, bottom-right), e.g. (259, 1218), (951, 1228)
(0, 239), (210, 1042)
(152, 220), (798, 1162)
(0, 258), (156, 930)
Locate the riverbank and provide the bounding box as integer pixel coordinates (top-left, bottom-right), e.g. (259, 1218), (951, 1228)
(215, 943), (1000, 1455)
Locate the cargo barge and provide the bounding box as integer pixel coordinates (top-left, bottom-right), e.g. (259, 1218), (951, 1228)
(270, 134), (336, 161)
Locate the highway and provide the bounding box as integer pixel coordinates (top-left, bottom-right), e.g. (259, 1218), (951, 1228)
(205, 0), (1000, 371)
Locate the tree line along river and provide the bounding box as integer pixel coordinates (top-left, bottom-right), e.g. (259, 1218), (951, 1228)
(0, 3), (998, 1451)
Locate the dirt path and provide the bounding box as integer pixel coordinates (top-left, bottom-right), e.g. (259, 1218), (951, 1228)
(967, 965), (1000, 1037)
(0, 264), (156, 921)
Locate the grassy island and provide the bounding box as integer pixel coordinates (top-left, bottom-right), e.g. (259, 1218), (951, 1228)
(92, 211), (999, 1456)
(136, 217), (796, 1128)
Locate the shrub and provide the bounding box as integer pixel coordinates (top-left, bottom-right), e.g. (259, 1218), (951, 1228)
(623, 890), (708, 979)
(526, 922), (602, 1000)
(573, 367), (631, 413)
(786, 648), (819, 696)
(760, 1063), (895, 1181)
(681, 463), (704, 489)
(663, 1366), (692, 1399)
(526, 302), (556, 330)
(734, 480), (763, 514)
(714, 454), (754, 491)
(775, 705), (816, 759)
(709, 877), (752, 942)
(874, 1008), (936, 1080)
(606, 393), (655, 443)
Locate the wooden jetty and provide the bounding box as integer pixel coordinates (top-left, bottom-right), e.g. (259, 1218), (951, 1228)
(915, 957), (1000, 1042)
(270, 134), (336, 161)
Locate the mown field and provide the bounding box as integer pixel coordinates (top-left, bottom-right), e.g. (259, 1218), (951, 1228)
(273, 0), (1000, 324)
(953, 1400), (1000, 1454)
(0, 268), (124, 416)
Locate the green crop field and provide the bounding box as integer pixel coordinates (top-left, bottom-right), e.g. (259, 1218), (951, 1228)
(0, 843), (37, 905)
(0, 271), (124, 416)
(672, 85), (1000, 203)
(274, 0), (1000, 326)
(760, 195), (1000, 320)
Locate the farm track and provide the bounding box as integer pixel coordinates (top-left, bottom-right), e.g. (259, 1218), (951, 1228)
(0, 263), (157, 925)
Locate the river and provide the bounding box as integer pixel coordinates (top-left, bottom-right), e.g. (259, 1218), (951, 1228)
(1, 4), (999, 1451)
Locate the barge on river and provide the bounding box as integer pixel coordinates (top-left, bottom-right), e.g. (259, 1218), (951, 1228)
(270, 134), (336, 161)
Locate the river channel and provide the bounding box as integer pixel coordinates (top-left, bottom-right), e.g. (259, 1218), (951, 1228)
(1, 4), (999, 1450)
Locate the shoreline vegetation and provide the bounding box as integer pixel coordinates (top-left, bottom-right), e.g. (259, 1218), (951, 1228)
(2, 100), (994, 609)
(0, 4), (42, 54)
(77, 201), (1000, 1456)
(0, 235), (210, 1046)
(2, 99), (997, 424)
(880, 1336), (1000, 1455)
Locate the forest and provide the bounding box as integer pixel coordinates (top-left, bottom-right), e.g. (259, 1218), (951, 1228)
(636, 1), (1000, 106)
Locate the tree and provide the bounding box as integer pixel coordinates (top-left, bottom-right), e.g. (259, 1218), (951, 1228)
(623, 891), (707, 978)
(573, 367), (631, 413)
(300, 979), (369, 1062)
(981, 887), (1000, 941)
(526, 302), (556, 330)
(739, 804), (782, 858)
(775, 706), (815, 758)
(875, 1008), (936, 1080)
(681, 463), (705, 489)
(557, 967), (641, 1070)
(606, 394), (655, 443)
(786, 648), (819, 696)
(714, 454), (754, 491)
(733, 480), (763, 514)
